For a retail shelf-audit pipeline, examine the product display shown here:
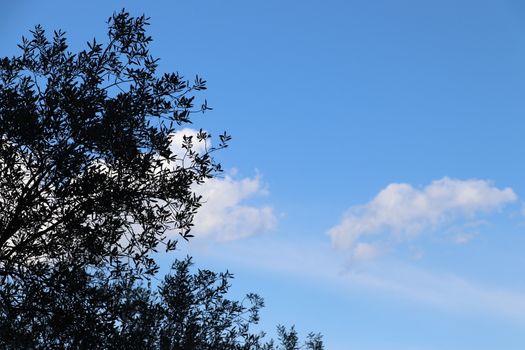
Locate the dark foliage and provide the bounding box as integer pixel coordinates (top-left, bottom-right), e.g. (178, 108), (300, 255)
(0, 10), (228, 281)
(0, 10), (324, 349)
(0, 257), (324, 349)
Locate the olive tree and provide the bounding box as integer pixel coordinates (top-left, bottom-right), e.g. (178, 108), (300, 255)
(0, 10), (228, 279)
(0, 10), (323, 349)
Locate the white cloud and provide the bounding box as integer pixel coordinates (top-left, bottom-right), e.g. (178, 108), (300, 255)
(352, 242), (381, 261)
(327, 177), (517, 254)
(192, 174), (277, 240)
(169, 128), (210, 156)
(163, 129), (277, 241)
(165, 128), (211, 169)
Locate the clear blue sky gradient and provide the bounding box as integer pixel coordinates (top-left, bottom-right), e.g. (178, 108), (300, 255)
(3, 1), (525, 349)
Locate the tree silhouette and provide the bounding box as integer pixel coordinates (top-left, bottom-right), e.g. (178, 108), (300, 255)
(1, 257), (323, 349)
(0, 10), (227, 280)
(0, 10), (324, 349)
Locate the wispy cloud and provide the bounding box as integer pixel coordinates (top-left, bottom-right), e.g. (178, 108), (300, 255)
(327, 177), (516, 257)
(342, 261), (525, 321)
(194, 237), (525, 322)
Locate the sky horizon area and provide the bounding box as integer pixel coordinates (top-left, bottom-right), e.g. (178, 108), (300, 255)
(3, 1), (525, 349)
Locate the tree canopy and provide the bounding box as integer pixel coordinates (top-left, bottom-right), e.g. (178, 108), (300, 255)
(0, 10), (324, 349)
(0, 10), (227, 279)
(1, 256), (323, 349)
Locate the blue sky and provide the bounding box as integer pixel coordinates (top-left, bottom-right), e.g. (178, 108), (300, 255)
(3, 1), (525, 348)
